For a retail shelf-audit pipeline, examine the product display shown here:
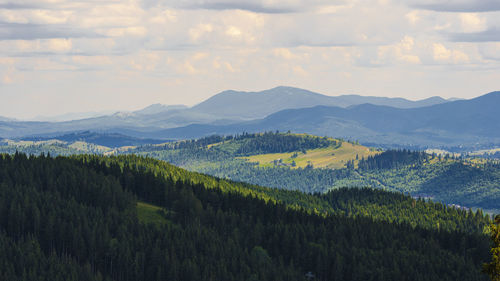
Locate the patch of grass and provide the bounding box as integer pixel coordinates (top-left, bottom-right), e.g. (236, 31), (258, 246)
(68, 141), (111, 153)
(137, 201), (169, 226)
(240, 141), (380, 169)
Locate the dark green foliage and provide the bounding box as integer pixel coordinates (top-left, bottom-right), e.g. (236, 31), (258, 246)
(231, 132), (335, 155)
(0, 153), (493, 281)
(136, 132), (336, 156)
(322, 188), (490, 233)
(358, 150), (430, 170)
(483, 215), (500, 281)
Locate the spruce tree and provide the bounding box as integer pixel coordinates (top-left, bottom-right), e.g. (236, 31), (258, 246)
(483, 215), (500, 281)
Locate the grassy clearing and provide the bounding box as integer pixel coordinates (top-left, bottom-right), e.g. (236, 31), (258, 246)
(240, 141), (380, 169)
(137, 201), (169, 226)
(68, 141), (111, 153)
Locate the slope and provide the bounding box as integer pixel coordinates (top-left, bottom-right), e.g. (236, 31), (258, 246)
(127, 133), (500, 212)
(0, 153), (491, 281)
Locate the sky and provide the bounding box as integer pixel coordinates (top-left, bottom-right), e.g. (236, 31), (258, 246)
(0, 0), (499, 120)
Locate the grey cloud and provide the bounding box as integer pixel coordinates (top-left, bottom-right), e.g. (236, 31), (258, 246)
(0, 22), (103, 40)
(142, 0), (342, 13)
(0, 3), (44, 9)
(448, 28), (500, 42)
(183, 2), (296, 13)
(411, 0), (500, 12)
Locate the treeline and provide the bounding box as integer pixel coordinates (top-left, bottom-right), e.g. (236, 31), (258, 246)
(358, 150), (430, 170)
(232, 132), (336, 155)
(0, 153), (492, 280)
(321, 188), (489, 233)
(133, 132), (337, 156)
(129, 142), (500, 212)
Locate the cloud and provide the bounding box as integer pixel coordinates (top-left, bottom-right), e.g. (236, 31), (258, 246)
(449, 28), (500, 42)
(0, 22), (101, 40)
(373, 36), (421, 65)
(410, 0), (500, 12)
(479, 42), (500, 60)
(145, 0), (346, 14)
(432, 43), (469, 63)
(181, 1), (297, 14)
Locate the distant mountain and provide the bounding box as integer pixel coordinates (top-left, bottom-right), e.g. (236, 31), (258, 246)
(31, 110), (117, 122)
(192, 86), (335, 119)
(153, 91), (500, 147)
(191, 86), (450, 119)
(134, 104), (188, 115)
(0, 86), (475, 147)
(21, 131), (167, 148)
(341, 95), (449, 109)
(0, 116), (14, 122)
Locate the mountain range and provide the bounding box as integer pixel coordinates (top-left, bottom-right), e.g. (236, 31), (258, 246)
(0, 86), (496, 148)
(143, 90), (500, 147)
(21, 131), (167, 148)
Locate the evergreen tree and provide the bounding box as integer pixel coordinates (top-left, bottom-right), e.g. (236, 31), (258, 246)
(483, 215), (500, 281)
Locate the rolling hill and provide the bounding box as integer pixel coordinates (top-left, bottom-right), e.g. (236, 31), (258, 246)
(126, 133), (500, 212)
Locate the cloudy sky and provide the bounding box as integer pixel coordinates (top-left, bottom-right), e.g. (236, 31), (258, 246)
(0, 0), (499, 119)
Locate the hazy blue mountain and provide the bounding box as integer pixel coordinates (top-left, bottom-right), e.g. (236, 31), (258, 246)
(341, 95), (449, 109)
(134, 104), (188, 115)
(191, 86), (338, 119)
(21, 131), (167, 148)
(0, 86), (482, 147)
(0, 116), (14, 122)
(152, 91), (500, 146)
(30, 110), (117, 122)
(191, 86), (449, 119)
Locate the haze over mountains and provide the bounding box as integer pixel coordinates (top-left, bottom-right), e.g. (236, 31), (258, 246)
(0, 86), (497, 149)
(157, 91), (500, 147)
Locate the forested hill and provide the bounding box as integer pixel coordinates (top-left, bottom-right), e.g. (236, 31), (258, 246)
(0, 153), (493, 280)
(143, 132), (339, 155)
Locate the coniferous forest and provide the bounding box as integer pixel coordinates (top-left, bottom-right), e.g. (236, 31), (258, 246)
(0, 153), (494, 281)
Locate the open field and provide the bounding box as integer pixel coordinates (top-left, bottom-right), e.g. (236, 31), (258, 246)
(137, 201), (169, 226)
(240, 141), (380, 169)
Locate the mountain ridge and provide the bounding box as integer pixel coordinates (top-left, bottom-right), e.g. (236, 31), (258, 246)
(150, 91), (500, 146)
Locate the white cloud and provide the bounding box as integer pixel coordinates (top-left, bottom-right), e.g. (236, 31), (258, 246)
(433, 43), (469, 63)
(189, 23), (213, 41)
(459, 13), (486, 32)
(273, 48), (296, 60)
(374, 36), (421, 65)
(405, 10), (420, 25)
(46, 38), (72, 51)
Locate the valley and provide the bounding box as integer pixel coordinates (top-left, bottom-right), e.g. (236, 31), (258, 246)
(3, 131), (500, 213)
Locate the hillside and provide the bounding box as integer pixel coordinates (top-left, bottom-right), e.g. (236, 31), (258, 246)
(127, 133), (500, 212)
(240, 141), (379, 169)
(3, 131), (500, 212)
(0, 153), (492, 280)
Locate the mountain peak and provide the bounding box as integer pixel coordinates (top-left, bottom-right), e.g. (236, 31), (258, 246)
(135, 104), (188, 115)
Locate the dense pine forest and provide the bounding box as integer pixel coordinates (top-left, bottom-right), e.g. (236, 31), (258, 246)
(0, 153), (494, 280)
